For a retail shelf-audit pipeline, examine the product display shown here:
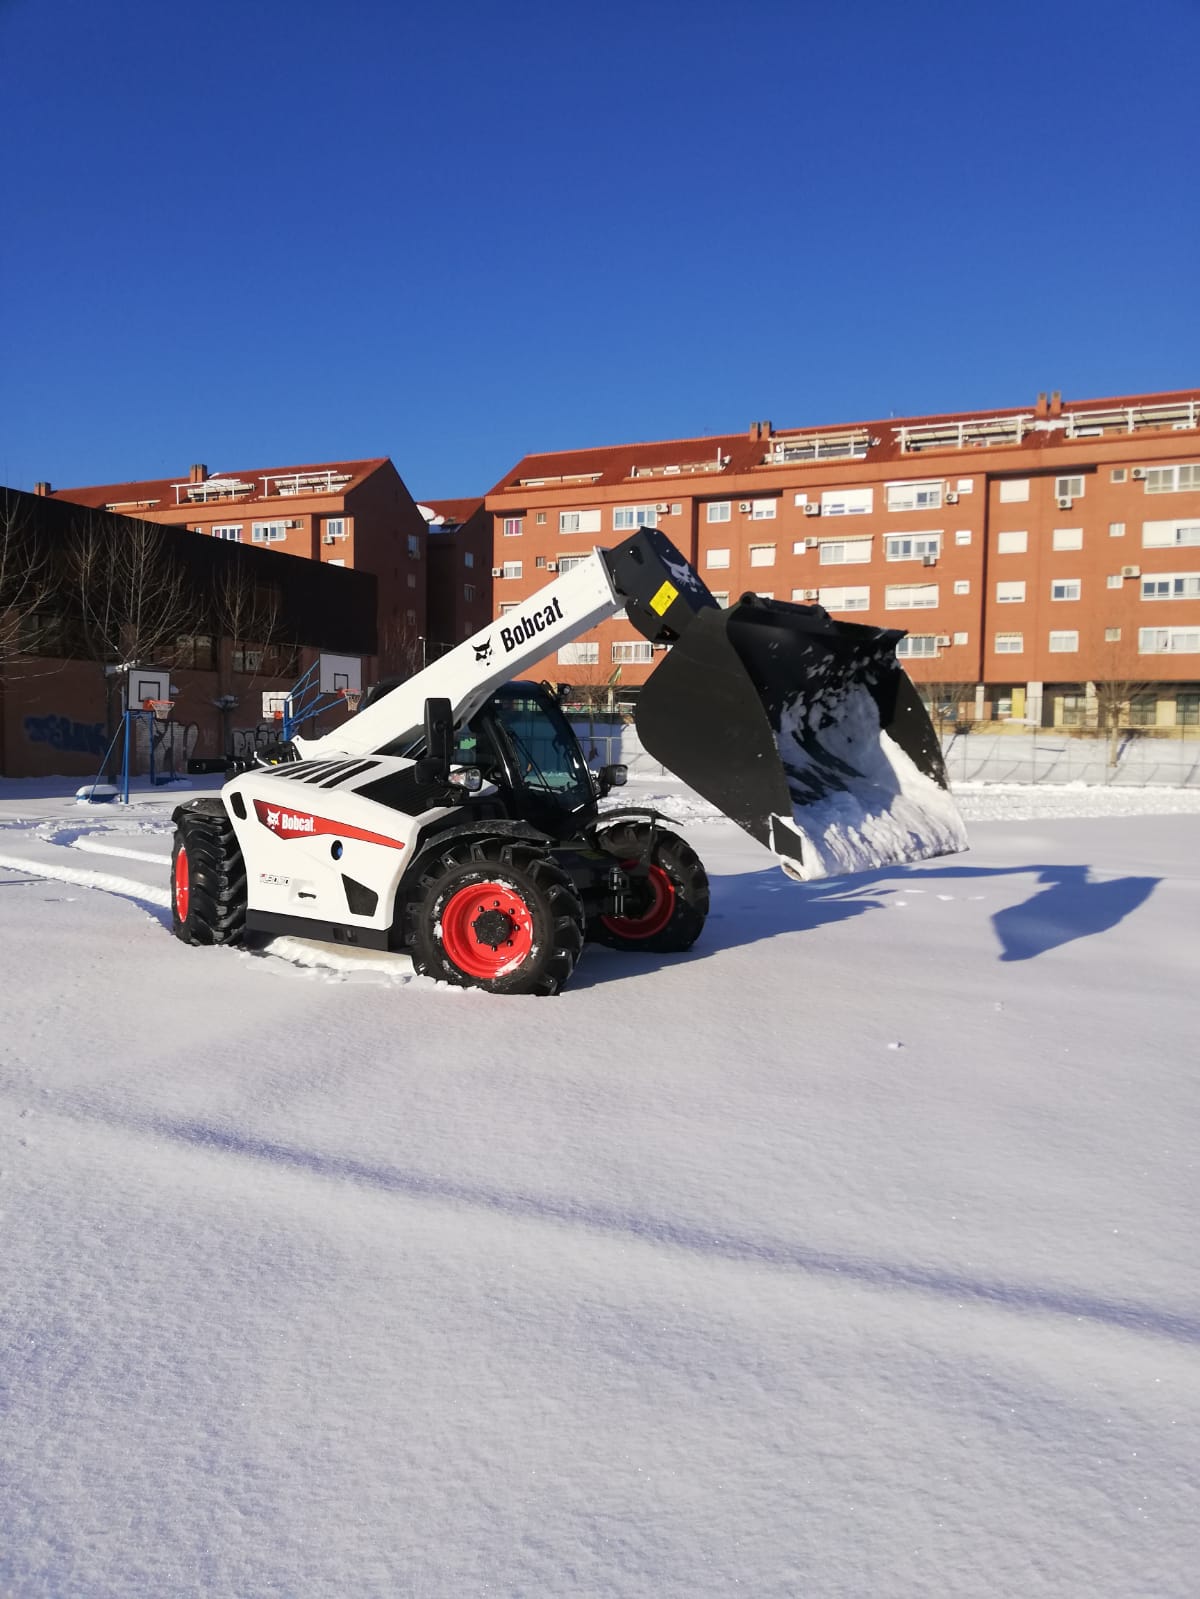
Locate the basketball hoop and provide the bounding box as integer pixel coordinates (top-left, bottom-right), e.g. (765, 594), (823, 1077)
(342, 689), (362, 713)
(272, 709), (283, 722)
(142, 699), (174, 722)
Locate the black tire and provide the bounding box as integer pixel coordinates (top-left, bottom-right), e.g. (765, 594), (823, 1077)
(171, 804), (247, 946)
(408, 838), (585, 996)
(590, 822), (709, 953)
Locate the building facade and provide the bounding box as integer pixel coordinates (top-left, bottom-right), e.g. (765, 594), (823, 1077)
(43, 457), (428, 680)
(484, 388), (1200, 730)
(1, 488), (376, 778)
(418, 498), (494, 659)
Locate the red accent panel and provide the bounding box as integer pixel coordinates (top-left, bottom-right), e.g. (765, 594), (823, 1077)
(253, 798), (404, 850)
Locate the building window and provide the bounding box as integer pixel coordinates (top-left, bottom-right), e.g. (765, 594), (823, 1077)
(749, 544), (775, 567)
(706, 548), (730, 569)
(994, 632), (1024, 653)
(953, 631), (969, 645)
(613, 505), (658, 530)
(1177, 693), (1200, 726)
(885, 481), (941, 513)
(1052, 527), (1084, 551)
(174, 634), (216, 670)
(535, 512), (546, 525)
(1105, 627), (1122, 641)
(955, 529), (972, 545)
(1107, 574), (1123, 589)
(1060, 694), (1090, 729)
(212, 525), (243, 541)
(1128, 694), (1158, 726)
(954, 579), (970, 595)
(996, 580), (1026, 603)
(1111, 468), (1128, 483)
(821, 487), (873, 516)
(407, 573), (417, 589)
(559, 509), (601, 534)
(710, 591), (730, 607)
(751, 499), (777, 520)
(895, 635), (938, 658)
(1139, 627), (1200, 654)
(885, 583), (938, 609)
(1051, 579), (1081, 601)
(1145, 463), (1200, 494)
(558, 642), (598, 665)
(251, 522), (287, 543)
(502, 561), (522, 579)
(998, 480), (1030, 503)
(1109, 522), (1126, 537)
(1056, 475), (1085, 500)
(323, 518), (346, 541)
(1049, 630), (1079, 652)
(816, 586), (869, 611)
(503, 517), (523, 537)
(996, 530), (1028, 554)
(1142, 572), (1200, 599)
(406, 609), (417, 625)
(464, 584), (475, 601)
(499, 603), (518, 615)
(885, 533), (941, 562)
(819, 539), (871, 565)
(556, 554), (588, 573)
(464, 551), (474, 568)
(1142, 520), (1200, 548)
(707, 502), (731, 523)
(407, 533), (421, 558)
(612, 641), (654, 664)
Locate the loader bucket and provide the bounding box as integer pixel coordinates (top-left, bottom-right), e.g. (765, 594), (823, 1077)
(634, 596), (968, 882)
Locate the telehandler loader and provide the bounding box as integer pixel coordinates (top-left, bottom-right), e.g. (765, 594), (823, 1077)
(171, 528), (966, 994)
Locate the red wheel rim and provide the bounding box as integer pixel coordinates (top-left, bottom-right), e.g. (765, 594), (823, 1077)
(440, 879), (535, 979)
(174, 845), (190, 922)
(601, 861), (675, 939)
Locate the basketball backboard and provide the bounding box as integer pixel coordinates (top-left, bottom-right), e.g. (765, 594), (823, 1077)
(126, 667), (171, 708)
(316, 653), (362, 695)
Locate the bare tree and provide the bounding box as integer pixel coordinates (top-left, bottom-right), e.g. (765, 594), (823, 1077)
(1092, 622), (1160, 767)
(62, 510), (193, 724)
(0, 488), (51, 664)
(210, 563), (284, 746)
(557, 643), (622, 761)
(921, 679), (979, 741)
(379, 609), (426, 679)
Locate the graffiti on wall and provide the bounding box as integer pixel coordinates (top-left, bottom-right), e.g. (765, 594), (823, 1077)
(23, 714), (108, 757)
(230, 722), (285, 758)
(133, 714), (199, 774)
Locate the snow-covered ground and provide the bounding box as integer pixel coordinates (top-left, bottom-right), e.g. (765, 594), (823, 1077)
(1, 774), (1198, 1597)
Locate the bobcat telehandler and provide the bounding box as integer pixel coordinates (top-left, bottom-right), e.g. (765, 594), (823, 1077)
(171, 528), (967, 995)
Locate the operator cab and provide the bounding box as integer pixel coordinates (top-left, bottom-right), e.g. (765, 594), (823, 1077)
(460, 681), (613, 837)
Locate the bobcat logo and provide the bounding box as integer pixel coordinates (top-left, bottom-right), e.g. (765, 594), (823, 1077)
(266, 808), (280, 828)
(473, 639), (493, 664)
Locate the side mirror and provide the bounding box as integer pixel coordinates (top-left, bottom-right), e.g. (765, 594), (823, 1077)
(415, 696), (454, 784)
(597, 762), (627, 796)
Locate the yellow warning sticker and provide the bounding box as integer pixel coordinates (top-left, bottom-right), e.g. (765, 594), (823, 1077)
(649, 580), (678, 616)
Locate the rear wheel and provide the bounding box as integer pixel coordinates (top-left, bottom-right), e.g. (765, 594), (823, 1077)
(171, 804), (247, 946)
(409, 839), (585, 996)
(591, 822), (709, 953)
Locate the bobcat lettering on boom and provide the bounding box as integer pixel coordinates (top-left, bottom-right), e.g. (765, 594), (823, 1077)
(499, 597), (564, 653)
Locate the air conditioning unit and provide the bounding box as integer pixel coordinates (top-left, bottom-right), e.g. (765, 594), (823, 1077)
(738, 501), (752, 513)
(804, 589), (820, 601)
(1131, 467), (1147, 479)
(804, 503), (821, 517)
(936, 635), (952, 647)
(654, 502), (670, 514)
(1057, 496), (1073, 509)
(1121, 565), (1141, 578)
(323, 533), (335, 543)
(922, 554), (938, 567)
(805, 537), (820, 549)
(945, 491), (959, 504)
(546, 561), (558, 571)
(490, 567), (503, 577)
(288, 519), (302, 528)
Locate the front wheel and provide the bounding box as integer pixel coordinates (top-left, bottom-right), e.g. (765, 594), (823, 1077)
(590, 822), (709, 953)
(171, 803), (247, 946)
(409, 839), (585, 996)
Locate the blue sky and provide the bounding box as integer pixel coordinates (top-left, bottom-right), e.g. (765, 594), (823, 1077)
(3, 0), (1197, 499)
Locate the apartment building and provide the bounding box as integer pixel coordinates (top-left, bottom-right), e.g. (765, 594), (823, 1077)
(484, 388), (1200, 730)
(419, 498), (494, 657)
(43, 457), (429, 679)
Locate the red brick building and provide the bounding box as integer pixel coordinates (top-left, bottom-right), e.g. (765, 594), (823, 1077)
(44, 457), (428, 679)
(418, 497), (493, 660)
(484, 388), (1200, 730)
